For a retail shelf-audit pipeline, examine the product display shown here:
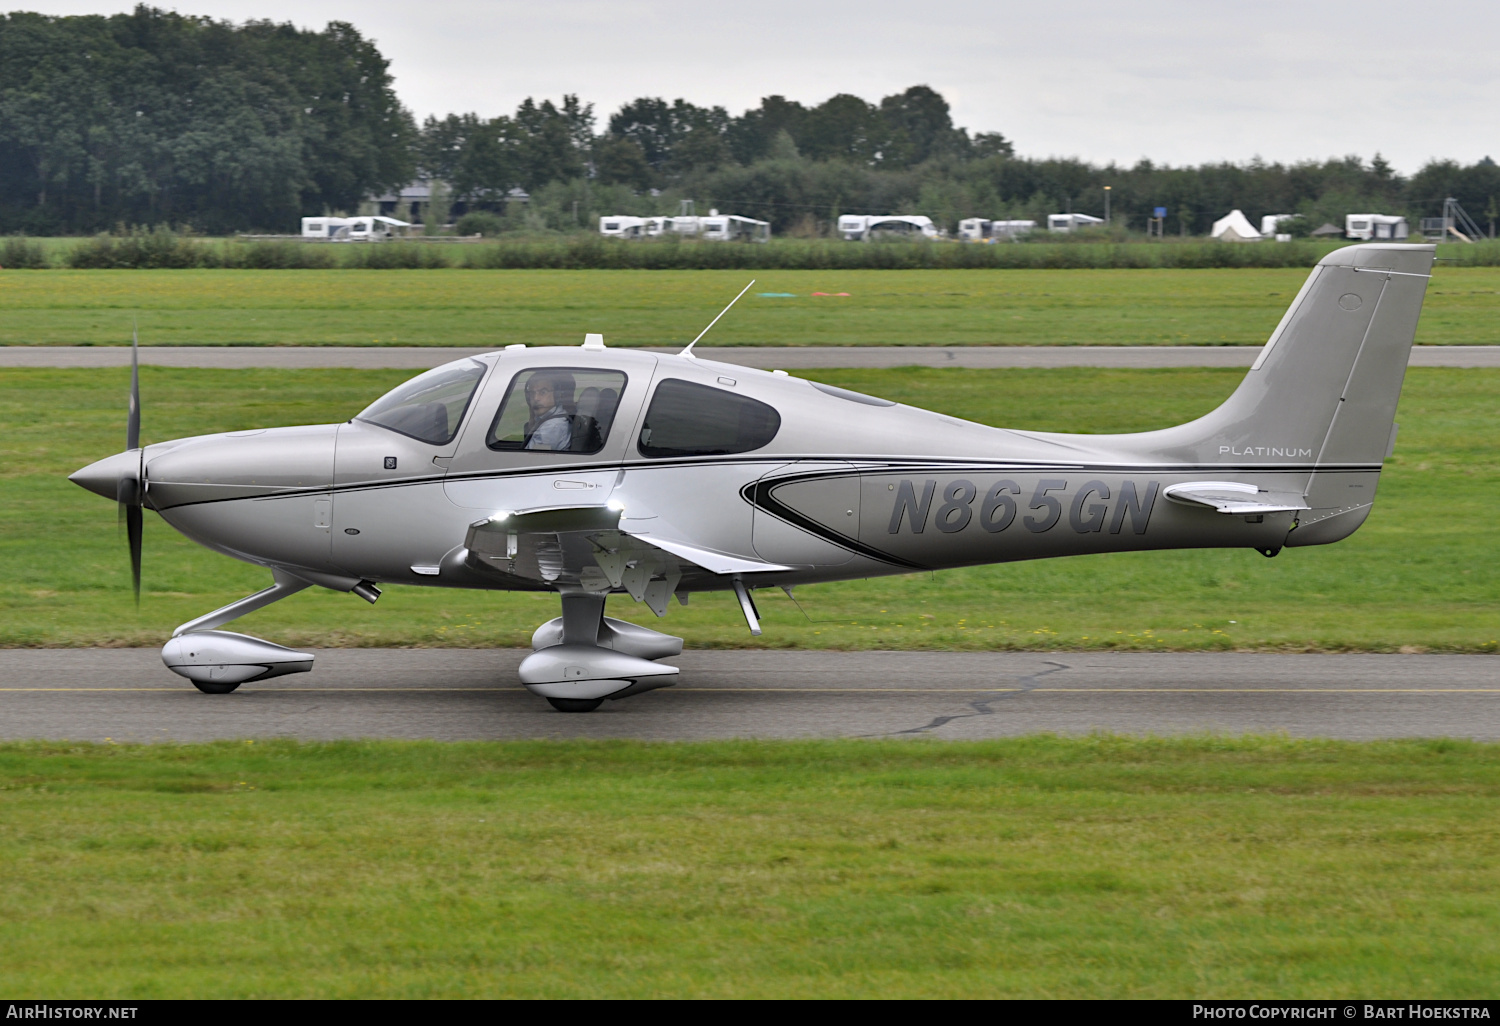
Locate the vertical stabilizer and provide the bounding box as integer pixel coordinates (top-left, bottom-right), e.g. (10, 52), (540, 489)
(1128, 243), (1434, 469)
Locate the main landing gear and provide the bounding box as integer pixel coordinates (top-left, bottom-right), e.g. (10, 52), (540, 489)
(521, 591), (683, 712)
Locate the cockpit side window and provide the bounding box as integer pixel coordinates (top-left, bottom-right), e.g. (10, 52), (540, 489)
(487, 367), (627, 454)
(356, 359), (486, 445)
(637, 378), (781, 459)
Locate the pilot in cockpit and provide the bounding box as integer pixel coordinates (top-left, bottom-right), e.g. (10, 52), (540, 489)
(523, 371), (577, 450)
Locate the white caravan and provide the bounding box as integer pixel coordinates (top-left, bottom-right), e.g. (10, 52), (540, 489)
(599, 216), (648, 239)
(1261, 214), (1298, 237)
(1346, 214), (1409, 241)
(959, 218), (1037, 241)
(605, 211), (769, 242)
(1047, 213), (1105, 232)
(698, 214), (771, 242)
(301, 216), (410, 241)
(346, 216), (411, 241)
(837, 214), (939, 241)
(301, 217), (349, 239)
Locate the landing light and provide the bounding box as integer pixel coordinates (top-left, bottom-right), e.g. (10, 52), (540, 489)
(606, 499), (625, 513)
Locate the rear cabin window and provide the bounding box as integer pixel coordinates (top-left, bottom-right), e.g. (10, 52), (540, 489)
(637, 378), (780, 459)
(487, 367), (627, 454)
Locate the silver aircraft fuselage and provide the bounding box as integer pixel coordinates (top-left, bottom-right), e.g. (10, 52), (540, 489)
(123, 345), (1299, 596)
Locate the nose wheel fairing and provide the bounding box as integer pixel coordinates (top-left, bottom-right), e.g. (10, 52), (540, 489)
(519, 645), (678, 701)
(161, 630), (314, 689)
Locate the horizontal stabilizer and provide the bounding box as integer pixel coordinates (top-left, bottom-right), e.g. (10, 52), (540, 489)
(1163, 481), (1310, 515)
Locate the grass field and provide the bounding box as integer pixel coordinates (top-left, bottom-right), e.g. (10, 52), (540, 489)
(3, 736), (1499, 998)
(3, 365), (1495, 652)
(0, 267), (1496, 347)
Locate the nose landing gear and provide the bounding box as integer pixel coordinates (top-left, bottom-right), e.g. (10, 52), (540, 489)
(161, 630), (314, 691)
(161, 569), (365, 693)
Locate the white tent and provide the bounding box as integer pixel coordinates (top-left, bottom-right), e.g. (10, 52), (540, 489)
(1211, 209), (1261, 242)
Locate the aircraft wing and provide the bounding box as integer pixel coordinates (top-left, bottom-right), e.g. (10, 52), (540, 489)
(462, 504), (789, 611)
(1163, 481), (1311, 515)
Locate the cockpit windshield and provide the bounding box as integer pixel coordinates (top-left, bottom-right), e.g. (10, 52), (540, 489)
(356, 359), (486, 445)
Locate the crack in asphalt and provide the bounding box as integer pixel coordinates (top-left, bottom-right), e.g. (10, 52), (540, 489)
(886, 660), (1071, 736)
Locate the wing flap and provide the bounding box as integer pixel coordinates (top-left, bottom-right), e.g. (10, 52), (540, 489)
(461, 503), (788, 589)
(469, 504), (622, 537)
(625, 533), (792, 575)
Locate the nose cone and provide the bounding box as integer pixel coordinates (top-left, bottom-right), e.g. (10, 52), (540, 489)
(69, 450), (140, 501)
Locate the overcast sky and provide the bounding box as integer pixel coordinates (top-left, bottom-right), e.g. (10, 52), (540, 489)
(16, 0), (1499, 172)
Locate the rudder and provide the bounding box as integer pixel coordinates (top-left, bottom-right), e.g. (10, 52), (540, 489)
(1129, 242), (1434, 473)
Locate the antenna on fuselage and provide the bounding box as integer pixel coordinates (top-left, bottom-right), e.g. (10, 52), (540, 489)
(680, 279), (755, 358)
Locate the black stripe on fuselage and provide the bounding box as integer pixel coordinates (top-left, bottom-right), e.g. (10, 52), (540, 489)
(148, 456), (1380, 511)
(739, 475), (929, 571)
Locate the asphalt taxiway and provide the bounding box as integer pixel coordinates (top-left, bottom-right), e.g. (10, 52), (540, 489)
(2, 649), (1496, 742)
(3, 345), (1499, 370)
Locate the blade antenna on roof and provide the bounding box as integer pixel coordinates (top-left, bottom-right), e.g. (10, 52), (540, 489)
(680, 279), (755, 358)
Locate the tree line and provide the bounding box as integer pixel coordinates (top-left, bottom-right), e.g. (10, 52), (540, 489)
(0, 7), (412, 233)
(1, 7), (1496, 237)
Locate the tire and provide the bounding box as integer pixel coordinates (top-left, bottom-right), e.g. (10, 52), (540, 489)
(547, 697), (603, 713)
(192, 680), (241, 694)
